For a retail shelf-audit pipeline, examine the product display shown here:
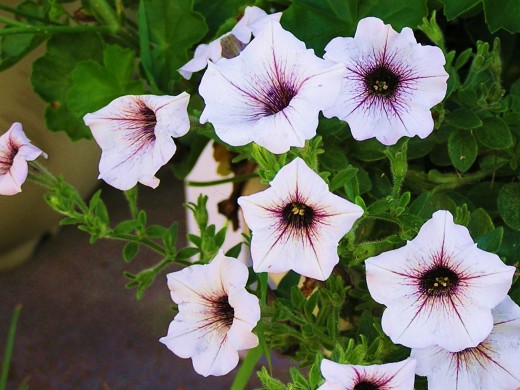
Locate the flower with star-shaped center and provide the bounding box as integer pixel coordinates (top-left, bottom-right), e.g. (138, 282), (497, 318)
(411, 296), (520, 390)
(323, 17), (449, 145)
(318, 358), (416, 390)
(159, 252), (260, 377)
(365, 210), (515, 352)
(178, 6), (282, 79)
(238, 157), (364, 280)
(0, 122), (46, 196)
(199, 20), (345, 154)
(83, 93), (190, 191)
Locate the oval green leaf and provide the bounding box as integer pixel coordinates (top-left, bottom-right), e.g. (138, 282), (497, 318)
(498, 183), (520, 230)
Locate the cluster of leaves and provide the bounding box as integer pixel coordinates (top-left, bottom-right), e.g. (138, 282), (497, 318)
(2, 0), (520, 389)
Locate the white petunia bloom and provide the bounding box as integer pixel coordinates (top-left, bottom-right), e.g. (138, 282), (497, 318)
(178, 6), (282, 79)
(238, 158), (364, 280)
(0, 122), (46, 196)
(83, 93), (190, 191)
(411, 296), (520, 390)
(318, 358), (416, 390)
(365, 210), (515, 352)
(159, 252), (260, 377)
(323, 17), (449, 145)
(199, 20), (345, 154)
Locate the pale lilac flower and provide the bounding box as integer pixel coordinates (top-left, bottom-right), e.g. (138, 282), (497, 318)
(365, 210), (515, 352)
(0, 122), (45, 195)
(178, 6), (282, 79)
(411, 296), (520, 390)
(323, 17), (449, 145)
(83, 93), (190, 191)
(238, 158), (364, 280)
(159, 252), (260, 377)
(199, 20), (345, 154)
(318, 358), (416, 390)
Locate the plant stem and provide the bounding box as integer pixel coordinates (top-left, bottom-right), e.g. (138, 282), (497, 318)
(0, 24), (114, 35)
(0, 305), (22, 390)
(0, 4), (60, 25)
(186, 173), (258, 187)
(0, 16), (32, 27)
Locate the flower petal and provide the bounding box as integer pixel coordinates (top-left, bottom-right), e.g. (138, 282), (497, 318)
(84, 93), (190, 190)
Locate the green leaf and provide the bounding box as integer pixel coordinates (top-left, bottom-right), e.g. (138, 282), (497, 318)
(0, 1), (48, 71)
(194, 0), (246, 38)
(483, 0), (520, 33)
(498, 227), (520, 258)
(141, 0), (207, 90)
(123, 242), (139, 262)
(445, 108), (483, 129)
(439, 0), (481, 20)
(282, 0), (356, 55)
(276, 271), (301, 299)
(66, 44), (144, 118)
(176, 247), (200, 260)
(230, 345), (263, 390)
(356, 0), (428, 30)
(31, 33), (104, 140)
(498, 183), (520, 230)
(224, 242), (242, 258)
(146, 225), (169, 238)
(282, 0), (427, 56)
(468, 208), (494, 238)
(447, 130), (478, 172)
(474, 117), (513, 149)
(476, 226), (503, 253)
(0, 33), (45, 72)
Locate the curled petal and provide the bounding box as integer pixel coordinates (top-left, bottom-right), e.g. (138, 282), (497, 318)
(318, 358), (416, 390)
(84, 93), (190, 191)
(178, 6), (282, 79)
(0, 122), (45, 195)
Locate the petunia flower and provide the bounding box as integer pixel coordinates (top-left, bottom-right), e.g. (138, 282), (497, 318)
(159, 252), (260, 377)
(83, 93), (190, 191)
(178, 6), (282, 79)
(365, 210), (515, 352)
(0, 122), (46, 196)
(199, 20), (345, 154)
(411, 296), (520, 390)
(323, 17), (449, 145)
(238, 157), (364, 280)
(318, 358), (416, 390)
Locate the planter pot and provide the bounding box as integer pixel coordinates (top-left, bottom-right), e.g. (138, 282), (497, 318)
(0, 42), (100, 271)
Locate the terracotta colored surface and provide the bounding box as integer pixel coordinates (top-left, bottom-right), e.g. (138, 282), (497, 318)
(0, 173), (290, 389)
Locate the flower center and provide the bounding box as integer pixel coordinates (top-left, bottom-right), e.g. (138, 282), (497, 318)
(419, 266), (459, 296)
(0, 143), (18, 175)
(354, 381), (379, 390)
(138, 105), (157, 138)
(261, 79), (297, 116)
(282, 202), (314, 229)
(215, 295), (235, 328)
(365, 65), (400, 97)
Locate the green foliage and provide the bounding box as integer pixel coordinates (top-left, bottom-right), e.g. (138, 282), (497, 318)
(5, 0), (520, 387)
(140, 0), (208, 91)
(282, 0), (427, 55)
(31, 33), (104, 139)
(67, 44), (144, 119)
(498, 183), (520, 230)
